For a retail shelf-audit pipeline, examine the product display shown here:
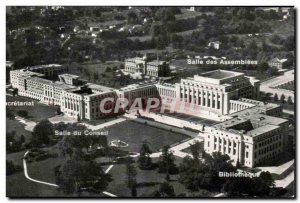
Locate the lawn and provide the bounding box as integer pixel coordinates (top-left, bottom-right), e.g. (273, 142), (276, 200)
(106, 157), (218, 197)
(6, 147), (106, 197)
(6, 95), (57, 122)
(103, 120), (190, 153)
(6, 149), (66, 197)
(6, 118), (31, 142)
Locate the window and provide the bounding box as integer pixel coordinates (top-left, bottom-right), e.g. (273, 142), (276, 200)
(246, 152), (248, 158)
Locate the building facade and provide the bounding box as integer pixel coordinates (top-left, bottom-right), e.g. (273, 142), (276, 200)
(156, 70), (260, 118)
(124, 56), (170, 77)
(203, 99), (288, 168)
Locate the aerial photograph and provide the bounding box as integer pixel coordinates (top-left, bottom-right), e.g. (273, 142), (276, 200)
(6, 6), (295, 198)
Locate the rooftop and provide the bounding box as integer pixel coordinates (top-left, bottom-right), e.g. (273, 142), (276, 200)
(147, 60), (168, 66)
(246, 125), (280, 137)
(201, 69), (243, 79)
(72, 87), (94, 95)
(59, 73), (80, 79)
(86, 83), (116, 93)
(119, 83), (156, 91)
(27, 76), (53, 84)
(13, 69), (44, 77)
(27, 64), (62, 70)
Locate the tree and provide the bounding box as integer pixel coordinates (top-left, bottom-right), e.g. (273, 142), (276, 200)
(155, 8), (176, 23)
(127, 11), (138, 24)
(20, 134), (25, 144)
(57, 106), (62, 115)
(190, 141), (202, 160)
(248, 40), (258, 50)
(153, 182), (176, 197)
(93, 72), (99, 81)
(17, 110), (28, 118)
(158, 145), (178, 174)
(6, 160), (22, 176)
(280, 94), (285, 103)
(273, 93), (279, 102)
(258, 62), (270, 72)
(259, 171), (275, 187)
(223, 177), (270, 197)
(55, 158), (112, 194)
(156, 34), (169, 49)
(31, 120), (55, 146)
(6, 108), (15, 120)
(179, 152), (236, 192)
(12, 88), (18, 96)
(287, 96), (293, 104)
(284, 35), (294, 51)
(138, 143), (153, 169)
(170, 34), (183, 49)
(126, 156), (137, 197)
(267, 67), (279, 76)
(105, 67), (112, 72)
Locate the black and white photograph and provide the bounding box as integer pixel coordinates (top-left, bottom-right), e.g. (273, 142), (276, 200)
(5, 5), (296, 198)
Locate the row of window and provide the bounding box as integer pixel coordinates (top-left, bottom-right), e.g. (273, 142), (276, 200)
(255, 134), (282, 148)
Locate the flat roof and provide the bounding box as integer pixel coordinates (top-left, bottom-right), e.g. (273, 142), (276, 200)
(53, 81), (76, 90)
(12, 69), (44, 77)
(246, 125), (280, 137)
(59, 73), (80, 79)
(201, 69), (243, 79)
(72, 88), (93, 95)
(87, 83), (115, 92)
(27, 77), (53, 84)
(27, 64), (62, 69)
(147, 60), (167, 66)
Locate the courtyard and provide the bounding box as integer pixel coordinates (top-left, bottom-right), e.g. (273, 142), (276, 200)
(103, 120), (191, 153)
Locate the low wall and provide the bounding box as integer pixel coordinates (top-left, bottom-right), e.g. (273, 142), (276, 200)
(139, 111), (204, 132)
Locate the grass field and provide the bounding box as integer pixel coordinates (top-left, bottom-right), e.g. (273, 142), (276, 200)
(6, 147), (106, 197)
(6, 95), (57, 122)
(106, 157), (218, 197)
(6, 118), (32, 142)
(104, 120), (190, 153)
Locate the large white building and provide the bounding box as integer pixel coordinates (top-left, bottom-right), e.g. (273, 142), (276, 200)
(9, 65), (289, 168)
(156, 69), (260, 119)
(203, 104), (288, 168)
(10, 67), (260, 120)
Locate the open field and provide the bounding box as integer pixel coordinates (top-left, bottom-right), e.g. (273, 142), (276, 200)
(103, 120), (190, 153)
